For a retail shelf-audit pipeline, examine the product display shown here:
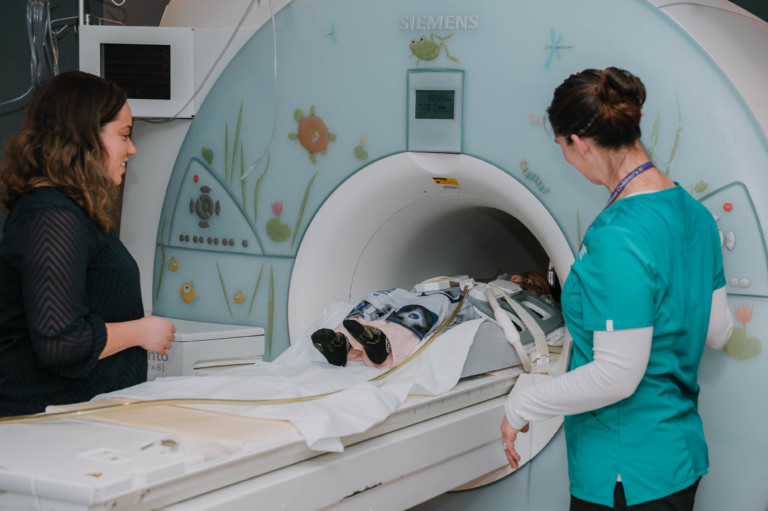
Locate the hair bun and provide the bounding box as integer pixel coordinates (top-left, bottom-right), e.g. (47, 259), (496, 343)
(597, 67), (646, 107)
(547, 67), (646, 149)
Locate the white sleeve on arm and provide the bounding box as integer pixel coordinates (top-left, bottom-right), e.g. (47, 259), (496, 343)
(706, 286), (733, 350)
(504, 327), (652, 429)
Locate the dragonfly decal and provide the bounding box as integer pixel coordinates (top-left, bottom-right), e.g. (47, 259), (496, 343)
(326, 22), (337, 42)
(544, 28), (574, 68)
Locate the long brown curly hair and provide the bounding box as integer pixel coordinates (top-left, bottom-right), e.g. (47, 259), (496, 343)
(0, 71), (128, 231)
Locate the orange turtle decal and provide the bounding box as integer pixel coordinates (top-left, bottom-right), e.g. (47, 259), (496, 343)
(289, 105), (336, 163)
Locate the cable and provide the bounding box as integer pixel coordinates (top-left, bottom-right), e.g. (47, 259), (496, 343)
(141, 0), (278, 182)
(483, 285), (532, 373)
(0, 0), (59, 113)
(0, 288), (469, 426)
(142, 0), (261, 122)
(241, 0), (278, 180)
(92, 0), (281, 184)
(495, 286), (549, 358)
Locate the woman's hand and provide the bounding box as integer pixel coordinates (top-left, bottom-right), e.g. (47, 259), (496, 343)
(139, 316), (176, 355)
(501, 416), (529, 469)
(103, 316), (176, 359)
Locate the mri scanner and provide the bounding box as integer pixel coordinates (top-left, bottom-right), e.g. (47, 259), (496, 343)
(1, 0), (768, 509)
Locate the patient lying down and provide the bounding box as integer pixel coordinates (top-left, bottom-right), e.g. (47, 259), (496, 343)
(311, 271), (553, 370)
(311, 287), (479, 370)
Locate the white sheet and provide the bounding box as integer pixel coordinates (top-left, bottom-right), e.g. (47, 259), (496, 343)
(96, 301), (485, 452)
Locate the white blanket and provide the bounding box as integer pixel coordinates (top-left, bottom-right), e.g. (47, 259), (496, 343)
(96, 301), (485, 452)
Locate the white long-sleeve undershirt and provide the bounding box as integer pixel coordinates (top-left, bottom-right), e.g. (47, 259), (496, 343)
(504, 287), (733, 429)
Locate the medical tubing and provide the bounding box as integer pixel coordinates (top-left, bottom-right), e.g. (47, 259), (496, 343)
(495, 286), (549, 358)
(484, 286), (532, 372)
(142, 0), (261, 123)
(241, 0), (279, 180)
(0, 0), (59, 112)
(140, 0), (278, 184)
(0, 289), (469, 426)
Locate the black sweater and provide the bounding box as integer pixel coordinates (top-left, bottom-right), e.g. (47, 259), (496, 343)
(0, 187), (146, 416)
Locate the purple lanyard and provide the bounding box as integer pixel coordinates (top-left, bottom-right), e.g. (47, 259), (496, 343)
(603, 161), (653, 211)
(583, 161), (654, 237)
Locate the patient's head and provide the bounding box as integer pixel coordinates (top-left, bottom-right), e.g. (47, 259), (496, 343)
(510, 271), (551, 297)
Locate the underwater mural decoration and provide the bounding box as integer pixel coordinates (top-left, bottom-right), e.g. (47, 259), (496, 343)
(289, 106), (336, 163)
(724, 304), (762, 360)
(156, 220), (167, 300)
(408, 33), (460, 65)
(519, 159), (550, 193)
(576, 210), (583, 247)
(688, 180), (710, 196)
(252, 154), (270, 224)
(216, 262), (233, 317)
(248, 265), (264, 318)
(354, 137), (369, 160)
(292, 172), (317, 248)
(326, 22), (337, 42)
(180, 282), (196, 304)
(646, 105), (683, 177)
(544, 28), (574, 69)
(530, 114), (548, 128)
(201, 146), (214, 165)
(266, 201), (291, 242)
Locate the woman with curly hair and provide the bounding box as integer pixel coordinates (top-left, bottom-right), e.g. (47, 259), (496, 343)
(0, 71), (175, 417)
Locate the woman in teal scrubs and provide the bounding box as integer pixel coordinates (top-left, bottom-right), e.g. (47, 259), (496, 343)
(500, 68), (734, 510)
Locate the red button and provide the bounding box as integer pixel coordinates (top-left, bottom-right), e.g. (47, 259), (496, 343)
(723, 203), (732, 212)
(193, 175), (199, 183)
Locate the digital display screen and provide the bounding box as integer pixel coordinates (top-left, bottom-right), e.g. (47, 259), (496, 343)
(415, 90), (455, 120)
(101, 43), (171, 100)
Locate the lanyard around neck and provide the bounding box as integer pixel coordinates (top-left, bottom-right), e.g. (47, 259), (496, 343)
(603, 161), (653, 210)
(583, 161), (655, 239)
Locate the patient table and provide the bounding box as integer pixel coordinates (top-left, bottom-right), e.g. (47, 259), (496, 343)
(0, 283), (568, 510)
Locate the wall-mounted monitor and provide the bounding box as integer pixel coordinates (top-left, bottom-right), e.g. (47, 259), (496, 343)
(79, 25), (195, 118)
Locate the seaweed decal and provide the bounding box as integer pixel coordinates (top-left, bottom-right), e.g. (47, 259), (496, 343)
(646, 105), (682, 176)
(253, 154), (270, 224)
(216, 261), (233, 317)
(155, 219), (166, 300)
(292, 172), (318, 248)
(267, 266), (275, 358)
(248, 265), (264, 317)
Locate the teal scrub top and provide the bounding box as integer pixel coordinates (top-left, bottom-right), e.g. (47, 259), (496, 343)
(561, 185), (725, 507)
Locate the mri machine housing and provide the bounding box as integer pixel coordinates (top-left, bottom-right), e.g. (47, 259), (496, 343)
(0, 0), (767, 509)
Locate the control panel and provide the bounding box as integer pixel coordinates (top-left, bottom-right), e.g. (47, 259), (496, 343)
(700, 182), (768, 297)
(407, 69), (464, 153)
